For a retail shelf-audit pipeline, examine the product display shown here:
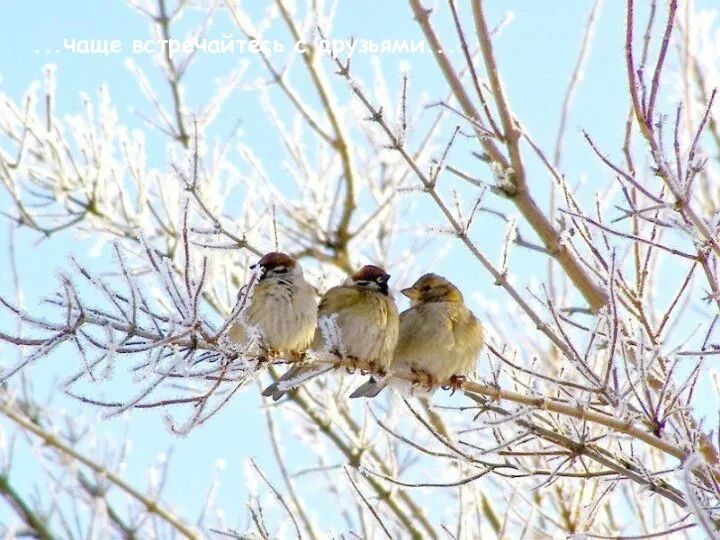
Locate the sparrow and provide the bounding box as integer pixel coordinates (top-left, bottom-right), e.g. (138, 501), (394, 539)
(262, 265), (399, 400)
(226, 252), (317, 357)
(350, 273), (483, 398)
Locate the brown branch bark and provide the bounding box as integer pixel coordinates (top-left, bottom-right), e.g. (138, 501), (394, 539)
(407, 0), (608, 313)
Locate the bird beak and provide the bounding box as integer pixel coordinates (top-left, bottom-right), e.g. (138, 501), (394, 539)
(401, 287), (419, 300)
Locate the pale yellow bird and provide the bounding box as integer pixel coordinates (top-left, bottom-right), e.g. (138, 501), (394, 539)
(350, 273), (483, 398)
(226, 252), (317, 357)
(263, 265), (399, 400)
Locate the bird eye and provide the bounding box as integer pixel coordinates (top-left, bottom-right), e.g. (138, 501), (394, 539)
(422, 285), (431, 291)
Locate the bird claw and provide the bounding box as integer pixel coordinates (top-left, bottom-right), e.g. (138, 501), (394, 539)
(361, 360), (379, 376)
(411, 368), (436, 390)
(345, 356), (360, 374)
(443, 374), (466, 395)
(286, 349), (302, 364)
(258, 347), (281, 364)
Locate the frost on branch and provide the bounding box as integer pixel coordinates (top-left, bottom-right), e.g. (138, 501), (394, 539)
(0, 197), (277, 433)
(3, 0), (720, 538)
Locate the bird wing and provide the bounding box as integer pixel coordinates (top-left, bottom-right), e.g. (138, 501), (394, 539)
(450, 307), (483, 352)
(394, 304), (456, 362)
(242, 280), (273, 324)
(317, 285), (362, 316)
(312, 285), (365, 351)
(225, 280), (276, 345)
(447, 306), (484, 374)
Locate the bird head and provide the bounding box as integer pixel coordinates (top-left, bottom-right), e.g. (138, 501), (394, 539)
(252, 252), (301, 280)
(401, 273), (463, 306)
(349, 265), (391, 295)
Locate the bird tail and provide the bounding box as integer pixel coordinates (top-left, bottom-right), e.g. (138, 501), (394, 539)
(260, 378), (285, 400)
(349, 377), (387, 399)
(261, 364), (334, 401)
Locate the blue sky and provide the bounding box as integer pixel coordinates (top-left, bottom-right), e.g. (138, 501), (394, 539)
(1, 0), (718, 536)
